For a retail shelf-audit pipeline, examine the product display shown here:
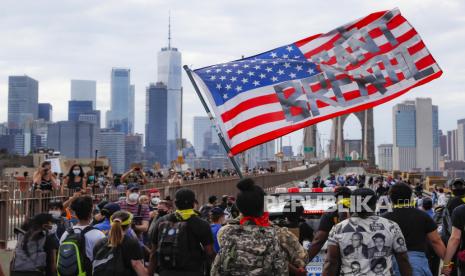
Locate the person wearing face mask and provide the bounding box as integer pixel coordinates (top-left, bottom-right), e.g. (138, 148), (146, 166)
(10, 213), (60, 276)
(47, 199), (72, 239)
(63, 164), (87, 191)
(118, 183), (151, 234)
(222, 196), (240, 220)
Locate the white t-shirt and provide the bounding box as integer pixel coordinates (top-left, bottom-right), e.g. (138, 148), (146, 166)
(59, 225), (105, 261)
(438, 193), (447, 207)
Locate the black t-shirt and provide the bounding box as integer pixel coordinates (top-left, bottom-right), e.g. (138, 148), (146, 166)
(93, 235), (144, 276)
(152, 213), (214, 272)
(447, 196), (465, 215)
(452, 205), (465, 251)
(382, 207), (437, 253)
(45, 233), (59, 276)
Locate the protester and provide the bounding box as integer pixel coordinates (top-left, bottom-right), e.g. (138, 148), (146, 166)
(92, 211), (148, 276)
(323, 188), (412, 276)
(58, 196), (106, 276)
(94, 202), (121, 235)
(199, 195), (218, 221)
(138, 195), (149, 206)
(440, 179), (465, 257)
(47, 199), (72, 239)
(422, 197), (434, 218)
(10, 213), (59, 276)
(421, 197), (440, 276)
(441, 179), (465, 276)
(308, 186), (352, 261)
(121, 165), (148, 185)
(222, 196), (240, 220)
(63, 164), (87, 191)
(438, 188), (447, 207)
(168, 169), (183, 192)
(92, 199), (109, 226)
(118, 183), (151, 234)
(32, 161), (58, 191)
(209, 207), (225, 253)
(383, 183), (445, 276)
(442, 203), (465, 276)
(148, 188), (215, 276)
(212, 178), (307, 276)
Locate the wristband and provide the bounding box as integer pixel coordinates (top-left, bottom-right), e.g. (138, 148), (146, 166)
(443, 262), (454, 267)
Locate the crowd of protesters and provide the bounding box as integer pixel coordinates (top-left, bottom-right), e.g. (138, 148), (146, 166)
(6, 160), (465, 276)
(7, 161), (279, 194)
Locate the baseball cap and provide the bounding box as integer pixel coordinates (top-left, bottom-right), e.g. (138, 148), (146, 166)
(210, 207), (225, 216)
(101, 202), (121, 217)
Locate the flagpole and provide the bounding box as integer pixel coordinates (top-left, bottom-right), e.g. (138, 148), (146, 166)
(183, 65), (244, 179)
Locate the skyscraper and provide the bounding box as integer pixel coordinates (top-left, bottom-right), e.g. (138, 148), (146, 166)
(439, 130), (447, 157)
(99, 129), (125, 174)
(157, 18), (182, 163)
(68, 100), (93, 121)
(129, 84), (135, 135)
(392, 98), (439, 171)
(378, 144), (393, 171)
(38, 103), (53, 122)
(457, 119), (465, 161)
(47, 121), (98, 158)
(125, 134), (143, 170)
(8, 76), (39, 129)
(108, 68), (132, 134)
(448, 129), (458, 161)
(71, 80), (97, 109)
(145, 82), (168, 166)
(193, 116), (220, 157)
(245, 141), (275, 168)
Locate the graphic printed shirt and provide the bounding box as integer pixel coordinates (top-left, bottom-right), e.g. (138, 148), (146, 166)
(327, 215), (407, 276)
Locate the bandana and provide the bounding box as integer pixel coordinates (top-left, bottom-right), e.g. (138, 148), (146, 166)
(240, 212), (270, 227)
(175, 209), (198, 220)
(338, 198), (351, 208)
(110, 213), (133, 226)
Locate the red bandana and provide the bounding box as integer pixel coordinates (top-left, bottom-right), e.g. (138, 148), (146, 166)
(240, 212), (270, 227)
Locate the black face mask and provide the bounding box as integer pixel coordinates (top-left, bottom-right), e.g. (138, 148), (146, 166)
(227, 202), (233, 207)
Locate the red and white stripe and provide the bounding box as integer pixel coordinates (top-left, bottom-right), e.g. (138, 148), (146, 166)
(194, 8), (442, 155)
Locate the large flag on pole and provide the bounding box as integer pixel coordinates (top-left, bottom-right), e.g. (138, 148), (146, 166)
(191, 8), (442, 155)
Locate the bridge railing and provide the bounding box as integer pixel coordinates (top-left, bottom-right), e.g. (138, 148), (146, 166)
(0, 160), (329, 248)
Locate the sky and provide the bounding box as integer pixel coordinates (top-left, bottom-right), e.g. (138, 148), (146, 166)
(0, 0), (464, 156)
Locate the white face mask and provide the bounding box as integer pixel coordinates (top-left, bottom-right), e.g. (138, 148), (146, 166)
(73, 170), (80, 176)
(128, 192), (139, 203)
(48, 224), (57, 235)
(49, 210), (61, 219)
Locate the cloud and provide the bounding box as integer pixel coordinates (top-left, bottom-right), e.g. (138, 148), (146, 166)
(0, 0), (463, 155)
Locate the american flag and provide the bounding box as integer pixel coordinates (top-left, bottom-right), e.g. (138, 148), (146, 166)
(192, 8), (442, 155)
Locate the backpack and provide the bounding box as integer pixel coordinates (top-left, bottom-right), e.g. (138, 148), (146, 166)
(439, 198), (465, 243)
(11, 232), (47, 272)
(211, 224), (285, 276)
(57, 226), (95, 276)
(92, 237), (129, 276)
(156, 214), (192, 270)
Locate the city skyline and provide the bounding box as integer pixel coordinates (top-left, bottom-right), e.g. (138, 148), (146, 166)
(0, 1), (464, 154)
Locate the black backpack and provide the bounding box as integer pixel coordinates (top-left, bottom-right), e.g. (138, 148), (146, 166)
(92, 238), (128, 276)
(156, 214), (192, 270)
(57, 226), (95, 276)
